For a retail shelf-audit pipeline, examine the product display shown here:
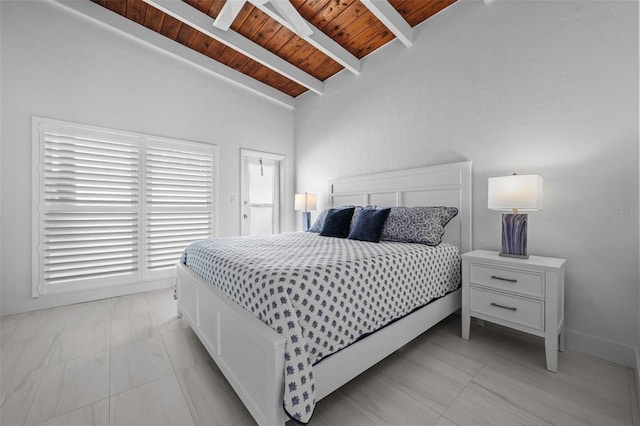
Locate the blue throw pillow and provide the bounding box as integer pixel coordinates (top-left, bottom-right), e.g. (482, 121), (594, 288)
(308, 205), (357, 233)
(320, 207), (356, 238)
(348, 208), (391, 243)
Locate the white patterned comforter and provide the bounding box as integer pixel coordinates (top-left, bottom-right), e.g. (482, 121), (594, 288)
(180, 232), (461, 424)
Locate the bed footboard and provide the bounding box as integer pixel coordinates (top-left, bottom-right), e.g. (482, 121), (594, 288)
(176, 263), (288, 426)
(314, 288), (461, 399)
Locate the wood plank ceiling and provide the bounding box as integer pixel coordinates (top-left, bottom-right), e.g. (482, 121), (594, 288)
(90, 0), (456, 100)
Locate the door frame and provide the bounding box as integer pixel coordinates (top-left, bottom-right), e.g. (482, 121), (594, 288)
(240, 149), (286, 236)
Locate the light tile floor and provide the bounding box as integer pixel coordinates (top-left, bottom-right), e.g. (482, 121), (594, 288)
(1, 288), (637, 426)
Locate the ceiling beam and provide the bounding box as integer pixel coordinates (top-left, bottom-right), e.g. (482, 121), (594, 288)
(255, 1), (360, 75)
(263, 0), (313, 37)
(212, 0), (246, 31)
(53, 0), (294, 108)
(215, 0), (313, 38)
(142, 0), (324, 95)
(360, 0), (413, 47)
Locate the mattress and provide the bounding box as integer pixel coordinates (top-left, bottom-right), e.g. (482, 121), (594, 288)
(180, 231), (461, 423)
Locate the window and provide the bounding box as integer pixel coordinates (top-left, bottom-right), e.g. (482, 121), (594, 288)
(240, 149), (285, 236)
(32, 117), (216, 296)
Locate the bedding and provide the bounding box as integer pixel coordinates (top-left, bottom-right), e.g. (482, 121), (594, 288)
(381, 206), (459, 246)
(308, 205), (376, 233)
(319, 207), (355, 238)
(307, 209), (328, 232)
(180, 231), (461, 424)
(348, 207), (391, 242)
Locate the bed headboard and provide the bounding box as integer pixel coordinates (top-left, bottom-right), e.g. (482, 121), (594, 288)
(329, 161), (472, 253)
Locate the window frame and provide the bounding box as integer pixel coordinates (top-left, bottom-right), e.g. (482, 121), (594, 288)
(32, 117), (217, 297)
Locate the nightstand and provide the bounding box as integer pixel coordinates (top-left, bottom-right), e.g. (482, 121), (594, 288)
(461, 250), (566, 372)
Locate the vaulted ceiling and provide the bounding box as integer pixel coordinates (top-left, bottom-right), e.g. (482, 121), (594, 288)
(86, 0), (457, 105)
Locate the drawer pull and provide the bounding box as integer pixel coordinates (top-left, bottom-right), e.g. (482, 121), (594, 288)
(490, 302), (517, 312)
(491, 275), (517, 283)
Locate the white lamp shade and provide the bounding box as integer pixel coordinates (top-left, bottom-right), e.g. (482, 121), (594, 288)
(488, 174), (543, 211)
(294, 193), (317, 211)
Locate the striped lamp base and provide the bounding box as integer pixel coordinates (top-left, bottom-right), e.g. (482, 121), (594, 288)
(301, 211), (311, 231)
(500, 213), (529, 259)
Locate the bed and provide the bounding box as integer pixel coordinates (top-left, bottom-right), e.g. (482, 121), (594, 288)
(176, 161), (472, 425)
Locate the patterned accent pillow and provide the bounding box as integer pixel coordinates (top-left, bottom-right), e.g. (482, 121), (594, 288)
(380, 206), (458, 246)
(320, 207), (356, 238)
(348, 208), (391, 243)
(307, 209), (329, 233)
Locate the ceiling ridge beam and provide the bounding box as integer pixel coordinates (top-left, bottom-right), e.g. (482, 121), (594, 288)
(142, 0), (324, 95)
(213, 0), (246, 31)
(53, 0), (294, 108)
(360, 0), (413, 48)
(254, 1), (361, 75)
(267, 0), (313, 37)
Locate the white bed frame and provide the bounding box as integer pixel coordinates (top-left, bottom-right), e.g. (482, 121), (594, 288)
(176, 161), (472, 426)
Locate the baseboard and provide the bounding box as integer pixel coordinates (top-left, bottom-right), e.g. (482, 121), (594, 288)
(1, 278), (175, 315)
(564, 328), (636, 368)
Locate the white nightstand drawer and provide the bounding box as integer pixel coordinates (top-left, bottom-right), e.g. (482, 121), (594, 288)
(462, 250), (566, 372)
(469, 263), (545, 298)
(470, 287), (544, 331)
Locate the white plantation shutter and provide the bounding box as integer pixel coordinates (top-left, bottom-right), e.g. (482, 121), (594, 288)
(43, 212), (139, 286)
(33, 118), (216, 296)
(145, 140), (214, 271)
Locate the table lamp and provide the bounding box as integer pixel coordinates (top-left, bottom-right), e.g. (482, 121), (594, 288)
(488, 174), (543, 259)
(295, 192), (317, 231)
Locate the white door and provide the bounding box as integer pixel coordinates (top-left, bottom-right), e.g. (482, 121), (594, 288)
(240, 150), (285, 236)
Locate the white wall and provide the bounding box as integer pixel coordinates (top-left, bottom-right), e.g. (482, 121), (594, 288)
(0, 0), (295, 314)
(637, 0), (640, 393)
(295, 0), (639, 367)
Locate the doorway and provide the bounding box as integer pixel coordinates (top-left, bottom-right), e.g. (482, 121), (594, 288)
(240, 149), (285, 236)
